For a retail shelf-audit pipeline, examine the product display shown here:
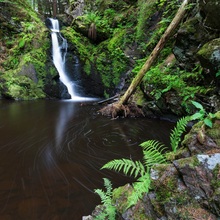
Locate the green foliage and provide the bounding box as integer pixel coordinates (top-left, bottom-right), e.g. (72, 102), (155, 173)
(216, 70), (220, 77)
(102, 140), (167, 208)
(3, 71), (45, 100)
(141, 64), (211, 113)
(170, 116), (190, 152)
(100, 116), (190, 209)
(102, 159), (146, 178)
(136, 0), (157, 41)
(191, 101), (215, 128)
(140, 140), (167, 166)
(82, 12), (102, 25)
(94, 178), (116, 220)
(128, 172), (151, 208)
(0, 1), (49, 100)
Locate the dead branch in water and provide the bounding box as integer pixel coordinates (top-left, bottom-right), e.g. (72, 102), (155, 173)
(97, 94), (119, 104)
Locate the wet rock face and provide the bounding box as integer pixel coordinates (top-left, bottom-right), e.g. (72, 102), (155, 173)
(173, 0), (220, 69)
(198, 0), (220, 31)
(173, 17), (218, 69)
(45, 18), (53, 30)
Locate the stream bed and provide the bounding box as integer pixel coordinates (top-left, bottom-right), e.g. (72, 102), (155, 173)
(0, 100), (175, 219)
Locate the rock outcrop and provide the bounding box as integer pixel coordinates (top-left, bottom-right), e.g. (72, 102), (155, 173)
(84, 112), (220, 219)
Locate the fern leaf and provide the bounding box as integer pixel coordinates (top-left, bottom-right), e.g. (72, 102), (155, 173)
(170, 116), (190, 152)
(103, 178), (113, 198)
(140, 140), (167, 167)
(95, 189), (107, 204)
(127, 173), (151, 208)
(101, 158), (145, 178)
(94, 178), (116, 220)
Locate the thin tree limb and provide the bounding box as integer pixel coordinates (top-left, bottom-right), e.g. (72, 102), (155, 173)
(118, 0), (190, 106)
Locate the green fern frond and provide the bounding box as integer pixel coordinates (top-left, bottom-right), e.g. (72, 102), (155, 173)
(94, 178), (116, 220)
(127, 173), (151, 208)
(103, 178), (113, 198)
(101, 158), (145, 178)
(140, 140), (167, 167)
(170, 116), (190, 152)
(95, 188), (108, 204)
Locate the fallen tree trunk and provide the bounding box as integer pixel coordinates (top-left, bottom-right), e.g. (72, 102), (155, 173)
(99, 0), (190, 118)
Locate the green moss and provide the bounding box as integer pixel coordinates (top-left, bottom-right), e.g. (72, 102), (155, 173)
(155, 175), (177, 203)
(132, 88), (146, 107)
(83, 59), (92, 75)
(62, 25), (129, 96)
(211, 164), (220, 188)
(166, 148), (187, 161)
(177, 156), (200, 169)
(197, 38), (220, 59)
(214, 111), (220, 119)
(136, 0), (157, 41)
(112, 184), (133, 213)
(206, 121), (220, 146)
(0, 0), (50, 100)
(61, 27), (93, 61)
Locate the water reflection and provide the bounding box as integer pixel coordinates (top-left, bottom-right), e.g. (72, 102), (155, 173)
(0, 100), (175, 219)
(55, 101), (76, 153)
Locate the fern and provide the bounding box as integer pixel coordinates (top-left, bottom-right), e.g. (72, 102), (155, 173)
(100, 116), (190, 210)
(94, 178), (116, 220)
(170, 116), (190, 152)
(101, 141), (167, 208)
(101, 158), (145, 178)
(140, 140), (167, 167)
(127, 173), (151, 208)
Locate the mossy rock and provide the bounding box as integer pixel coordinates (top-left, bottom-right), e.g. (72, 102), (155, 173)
(112, 184), (133, 214)
(182, 118), (220, 155)
(206, 119), (220, 147)
(175, 203), (217, 219)
(197, 38), (220, 72)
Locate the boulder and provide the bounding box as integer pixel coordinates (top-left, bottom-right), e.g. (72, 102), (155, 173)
(199, 0), (220, 30)
(197, 38), (220, 73)
(173, 17), (218, 69)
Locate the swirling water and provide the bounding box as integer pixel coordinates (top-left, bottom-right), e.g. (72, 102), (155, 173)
(0, 100), (175, 219)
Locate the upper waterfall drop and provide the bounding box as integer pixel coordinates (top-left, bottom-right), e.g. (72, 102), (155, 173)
(49, 18), (75, 99)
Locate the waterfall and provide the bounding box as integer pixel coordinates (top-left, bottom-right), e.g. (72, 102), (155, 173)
(49, 18), (75, 99)
(48, 18), (98, 102)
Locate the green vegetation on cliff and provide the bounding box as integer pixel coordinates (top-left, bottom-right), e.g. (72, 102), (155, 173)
(0, 0), (51, 100)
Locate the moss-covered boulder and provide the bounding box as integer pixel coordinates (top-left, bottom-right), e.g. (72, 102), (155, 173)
(182, 112), (220, 155)
(197, 38), (220, 74)
(173, 17), (218, 69)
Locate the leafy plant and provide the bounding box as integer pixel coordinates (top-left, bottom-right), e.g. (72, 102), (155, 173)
(102, 140), (167, 208)
(170, 116), (190, 152)
(101, 116), (190, 208)
(216, 70), (220, 77)
(191, 101), (215, 128)
(94, 178), (116, 220)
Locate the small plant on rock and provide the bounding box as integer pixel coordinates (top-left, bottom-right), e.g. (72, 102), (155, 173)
(191, 101), (215, 128)
(94, 178), (116, 220)
(101, 116), (190, 208)
(102, 140), (167, 208)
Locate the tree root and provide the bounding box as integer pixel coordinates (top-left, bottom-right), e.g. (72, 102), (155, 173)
(98, 102), (145, 118)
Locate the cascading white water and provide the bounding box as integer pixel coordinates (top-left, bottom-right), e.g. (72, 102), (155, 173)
(49, 18), (99, 102)
(49, 18), (75, 98)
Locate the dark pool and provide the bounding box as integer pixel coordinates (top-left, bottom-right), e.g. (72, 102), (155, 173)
(0, 100), (175, 219)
